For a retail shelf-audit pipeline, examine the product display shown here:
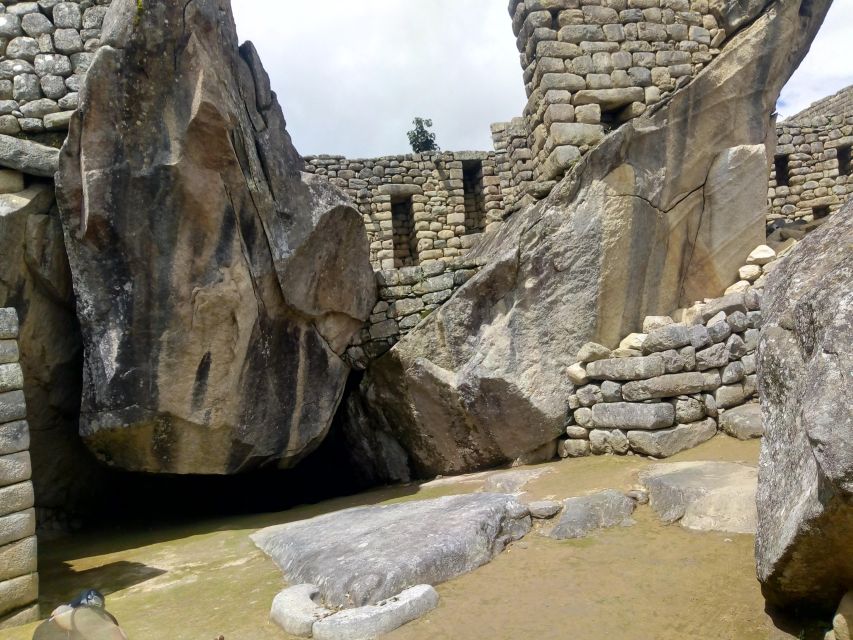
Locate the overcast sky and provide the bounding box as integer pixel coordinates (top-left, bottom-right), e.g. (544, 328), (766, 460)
(232, 1), (853, 158)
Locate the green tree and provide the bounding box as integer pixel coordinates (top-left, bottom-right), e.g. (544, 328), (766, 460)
(407, 117), (439, 153)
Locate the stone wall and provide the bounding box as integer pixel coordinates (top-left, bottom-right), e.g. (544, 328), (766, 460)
(498, 0), (730, 210)
(0, 0), (110, 138)
(0, 309), (38, 629)
(303, 151), (505, 270)
(769, 110), (853, 226)
(345, 259), (480, 368)
(558, 244), (779, 459)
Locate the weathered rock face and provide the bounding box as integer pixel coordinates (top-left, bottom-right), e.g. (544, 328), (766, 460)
(755, 202), (853, 610)
(56, 0), (376, 474)
(349, 0), (831, 478)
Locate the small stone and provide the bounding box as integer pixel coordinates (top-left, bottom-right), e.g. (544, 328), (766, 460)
(619, 333), (647, 350)
(558, 438), (591, 458)
(724, 280), (751, 295)
(642, 315), (673, 333)
(746, 244), (776, 266)
(574, 407), (594, 428)
(626, 489), (649, 504)
(696, 343), (728, 370)
(567, 362), (589, 385)
(642, 324), (691, 353)
(690, 324), (712, 349)
(527, 500), (562, 519)
(719, 403), (763, 440)
(726, 311), (749, 332)
(589, 429), (629, 455)
(565, 426), (589, 439)
(548, 490), (636, 539)
(726, 333), (747, 359)
(576, 384), (603, 407)
(576, 341), (611, 363)
(707, 320), (732, 343)
(269, 584), (329, 638)
(738, 264), (762, 282)
(672, 397), (705, 424)
(601, 380), (622, 402)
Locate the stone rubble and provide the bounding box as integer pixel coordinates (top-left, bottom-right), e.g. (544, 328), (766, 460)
(0, 309), (37, 629)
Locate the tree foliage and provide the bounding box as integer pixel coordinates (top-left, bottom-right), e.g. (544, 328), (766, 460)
(407, 117), (439, 153)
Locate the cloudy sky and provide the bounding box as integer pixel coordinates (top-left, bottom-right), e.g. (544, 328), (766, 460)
(232, 1), (853, 158)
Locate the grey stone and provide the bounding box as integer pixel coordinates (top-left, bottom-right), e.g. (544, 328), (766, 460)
(743, 327), (760, 353)
(589, 429), (629, 454)
(39, 74), (66, 99)
(720, 403), (763, 440)
(679, 345), (696, 370)
(82, 6), (108, 30)
(745, 288), (762, 311)
(601, 380), (622, 402)
(0, 508), (35, 547)
(642, 316), (673, 333)
(689, 324), (712, 349)
(0, 452), (30, 488)
(703, 393), (718, 418)
(20, 13), (53, 37)
(707, 320), (732, 343)
(0, 422), (28, 456)
(0, 391), (27, 422)
(269, 584), (328, 638)
(726, 333), (747, 359)
(756, 204), (853, 609)
(19, 97), (57, 118)
(0, 60), (35, 80)
(565, 426), (589, 439)
(53, 2), (82, 29)
(0, 134), (58, 176)
(0, 572), (37, 618)
(34, 53), (71, 76)
(627, 418), (717, 457)
(0, 310), (17, 340)
(591, 402), (674, 430)
(574, 407), (594, 427)
(12, 73), (39, 102)
(0, 15), (23, 40)
(642, 324), (691, 353)
(576, 383), (603, 406)
(558, 439), (591, 458)
(548, 490), (636, 539)
(6, 37), (38, 61)
(585, 354), (665, 381)
(482, 468), (551, 494)
(721, 361), (745, 384)
(6, 3), (40, 17)
(700, 293), (747, 322)
(621, 372), (714, 401)
(42, 109), (71, 130)
(577, 341), (611, 363)
(56, 4), (376, 474)
(0, 536), (36, 582)
(0, 341), (18, 365)
(695, 343), (728, 370)
(626, 489), (649, 505)
(672, 397), (705, 424)
(527, 500), (562, 519)
(715, 382), (753, 409)
(742, 353), (756, 375)
(52, 27), (82, 54)
(640, 461), (757, 533)
(660, 349), (685, 374)
(312, 585), (439, 640)
(0, 364), (23, 394)
(252, 493), (531, 607)
(727, 311), (749, 332)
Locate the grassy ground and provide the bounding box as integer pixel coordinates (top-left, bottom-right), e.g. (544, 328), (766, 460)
(0, 435), (822, 640)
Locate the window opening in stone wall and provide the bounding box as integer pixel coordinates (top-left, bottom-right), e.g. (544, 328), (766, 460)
(462, 160), (486, 234)
(812, 205), (829, 220)
(391, 196), (417, 267)
(774, 155), (790, 187)
(838, 145), (852, 176)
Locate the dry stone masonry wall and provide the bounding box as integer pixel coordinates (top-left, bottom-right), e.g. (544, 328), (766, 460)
(497, 0), (730, 211)
(0, 0), (110, 138)
(304, 152), (505, 270)
(769, 86), (853, 226)
(0, 309), (38, 629)
(559, 245), (779, 459)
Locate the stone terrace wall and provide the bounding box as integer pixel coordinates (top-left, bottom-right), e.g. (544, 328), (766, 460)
(345, 259), (479, 368)
(769, 112), (853, 226)
(499, 0), (729, 211)
(0, 309), (38, 629)
(0, 0), (110, 138)
(304, 152), (505, 271)
(558, 245), (780, 459)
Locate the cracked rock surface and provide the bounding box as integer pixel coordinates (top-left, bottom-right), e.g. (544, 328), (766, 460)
(55, 0), (376, 474)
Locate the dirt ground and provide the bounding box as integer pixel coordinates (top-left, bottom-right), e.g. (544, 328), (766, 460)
(0, 435), (826, 640)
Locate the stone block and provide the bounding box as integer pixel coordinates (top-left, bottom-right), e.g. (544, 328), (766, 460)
(0, 486), (33, 521)
(591, 402), (675, 430)
(0, 392), (26, 425)
(573, 87), (644, 109)
(550, 122), (605, 147)
(558, 439), (591, 458)
(585, 354), (664, 381)
(0, 171), (23, 196)
(0, 572), (37, 617)
(643, 324), (692, 353)
(0, 453), (30, 488)
(621, 372), (713, 401)
(0, 364), (23, 394)
(0, 537), (36, 582)
(695, 343), (728, 370)
(719, 403), (763, 440)
(589, 428), (629, 454)
(0, 342), (18, 366)
(0, 422), (28, 457)
(0, 603), (39, 630)
(627, 418), (717, 457)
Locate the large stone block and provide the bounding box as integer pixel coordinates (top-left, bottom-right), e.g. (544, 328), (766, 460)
(0, 453), (30, 488)
(585, 354), (665, 381)
(0, 536), (36, 582)
(0, 486), (33, 520)
(756, 202), (853, 610)
(56, 1), (376, 474)
(622, 372), (714, 401)
(0, 572), (37, 617)
(0, 508), (34, 547)
(627, 418), (717, 457)
(591, 402), (674, 430)
(0, 422), (29, 457)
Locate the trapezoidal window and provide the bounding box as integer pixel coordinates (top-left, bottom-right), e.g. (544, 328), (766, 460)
(391, 196), (417, 267)
(774, 155), (790, 187)
(838, 145), (852, 176)
(462, 160), (486, 234)
(813, 205), (829, 220)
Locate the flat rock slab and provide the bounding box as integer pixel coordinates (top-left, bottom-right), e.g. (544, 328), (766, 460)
(481, 467), (553, 493)
(252, 493), (531, 608)
(547, 490), (636, 539)
(627, 418), (717, 458)
(719, 403), (764, 439)
(639, 461), (757, 534)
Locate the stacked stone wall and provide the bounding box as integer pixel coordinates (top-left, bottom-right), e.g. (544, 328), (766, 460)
(0, 0), (111, 138)
(345, 259), (480, 368)
(559, 245), (780, 459)
(769, 114), (853, 225)
(0, 309), (38, 629)
(304, 151), (505, 271)
(498, 0), (729, 210)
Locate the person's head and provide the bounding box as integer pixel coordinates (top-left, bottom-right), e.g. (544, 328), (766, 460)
(71, 589), (106, 609)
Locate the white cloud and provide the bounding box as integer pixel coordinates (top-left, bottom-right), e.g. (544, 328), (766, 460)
(232, 0), (851, 156)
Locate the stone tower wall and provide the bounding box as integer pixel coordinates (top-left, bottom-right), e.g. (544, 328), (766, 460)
(0, 309), (38, 629)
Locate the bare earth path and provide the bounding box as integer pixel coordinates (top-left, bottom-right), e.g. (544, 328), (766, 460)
(0, 436), (800, 640)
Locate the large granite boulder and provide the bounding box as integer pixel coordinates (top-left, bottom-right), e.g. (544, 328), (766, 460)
(756, 203), (853, 610)
(55, 0), (376, 474)
(349, 0), (831, 477)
